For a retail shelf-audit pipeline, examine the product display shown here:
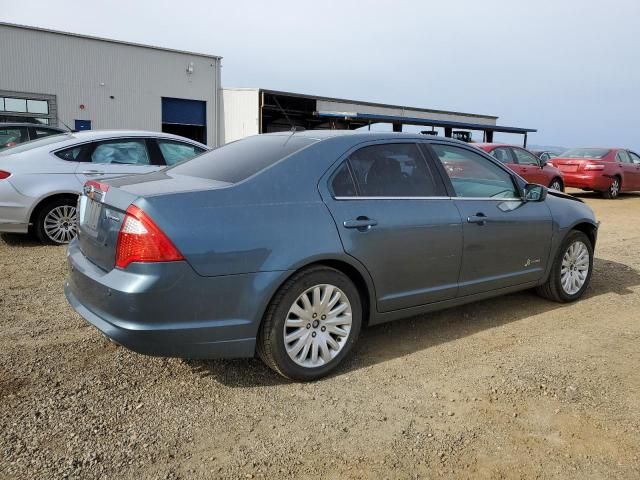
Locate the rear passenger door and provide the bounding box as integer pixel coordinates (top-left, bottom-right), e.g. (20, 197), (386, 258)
(321, 141), (463, 312)
(511, 147), (546, 185)
(428, 143), (552, 296)
(627, 151), (640, 190)
(616, 150), (638, 191)
(75, 138), (163, 184)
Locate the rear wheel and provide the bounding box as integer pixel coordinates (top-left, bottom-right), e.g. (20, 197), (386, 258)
(549, 178), (564, 192)
(257, 266), (362, 381)
(601, 176), (620, 199)
(536, 230), (593, 303)
(34, 198), (78, 244)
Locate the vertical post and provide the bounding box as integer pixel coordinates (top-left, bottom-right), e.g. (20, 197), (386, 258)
(444, 127), (452, 138)
(483, 130), (486, 142)
(393, 123), (403, 132)
(486, 130), (494, 143)
(524, 132), (528, 148)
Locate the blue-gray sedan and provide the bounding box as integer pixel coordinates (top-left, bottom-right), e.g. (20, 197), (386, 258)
(65, 131), (598, 380)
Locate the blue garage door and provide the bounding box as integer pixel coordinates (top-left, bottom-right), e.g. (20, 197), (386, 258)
(161, 97), (206, 126)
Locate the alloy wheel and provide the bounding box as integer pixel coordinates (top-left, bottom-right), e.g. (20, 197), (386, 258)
(283, 284), (352, 368)
(44, 205), (77, 244)
(560, 240), (590, 295)
(609, 178), (620, 198)
(550, 180), (562, 191)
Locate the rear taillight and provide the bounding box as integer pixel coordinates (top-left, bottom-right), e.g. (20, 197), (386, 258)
(115, 205), (184, 269)
(0, 170), (11, 180)
(584, 162), (605, 171)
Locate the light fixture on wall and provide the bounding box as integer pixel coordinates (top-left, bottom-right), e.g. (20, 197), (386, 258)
(186, 62), (194, 75)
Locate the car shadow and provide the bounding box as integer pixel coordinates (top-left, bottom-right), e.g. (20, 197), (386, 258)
(188, 257), (640, 387)
(0, 233), (44, 248)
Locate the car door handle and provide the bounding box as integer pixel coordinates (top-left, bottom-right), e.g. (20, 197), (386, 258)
(81, 170), (105, 176)
(343, 217), (378, 231)
(467, 213), (488, 225)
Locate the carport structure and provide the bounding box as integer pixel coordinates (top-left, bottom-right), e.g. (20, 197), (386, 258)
(221, 88), (537, 146)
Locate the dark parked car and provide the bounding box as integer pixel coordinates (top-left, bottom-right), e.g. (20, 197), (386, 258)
(475, 143), (565, 191)
(552, 148), (640, 199)
(0, 123), (66, 150)
(65, 132), (598, 380)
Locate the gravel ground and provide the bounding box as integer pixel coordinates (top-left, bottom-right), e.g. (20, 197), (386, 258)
(1, 190), (639, 479)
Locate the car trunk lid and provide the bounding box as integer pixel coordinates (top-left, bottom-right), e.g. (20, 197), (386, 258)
(76, 171), (231, 272)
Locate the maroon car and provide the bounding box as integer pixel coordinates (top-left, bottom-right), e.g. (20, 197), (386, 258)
(551, 148), (640, 199)
(475, 143), (565, 191)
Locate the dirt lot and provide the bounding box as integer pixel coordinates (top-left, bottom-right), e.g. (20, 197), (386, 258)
(1, 190), (639, 479)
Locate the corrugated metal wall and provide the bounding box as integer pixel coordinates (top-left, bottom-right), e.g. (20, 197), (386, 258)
(0, 24), (221, 146)
(221, 89), (259, 144)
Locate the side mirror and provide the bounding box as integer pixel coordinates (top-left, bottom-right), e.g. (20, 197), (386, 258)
(523, 183), (547, 202)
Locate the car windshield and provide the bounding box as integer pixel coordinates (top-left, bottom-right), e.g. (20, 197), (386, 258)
(169, 134), (316, 183)
(0, 132), (73, 155)
(561, 148), (610, 159)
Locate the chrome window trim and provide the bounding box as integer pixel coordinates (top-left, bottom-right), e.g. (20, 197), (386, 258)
(334, 196), (523, 201)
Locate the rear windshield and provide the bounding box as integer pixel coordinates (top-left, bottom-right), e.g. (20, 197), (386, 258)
(0, 133), (72, 155)
(561, 148), (610, 159)
(168, 134), (316, 183)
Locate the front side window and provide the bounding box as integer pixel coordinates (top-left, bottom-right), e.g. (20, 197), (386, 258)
(157, 139), (206, 166)
(490, 147), (513, 164)
(512, 148), (540, 166)
(346, 143), (438, 197)
(616, 150), (632, 163)
(90, 139), (150, 165)
(432, 144), (519, 199)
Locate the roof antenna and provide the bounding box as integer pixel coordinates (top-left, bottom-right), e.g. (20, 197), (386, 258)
(56, 116), (74, 133)
(273, 96), (304, 133)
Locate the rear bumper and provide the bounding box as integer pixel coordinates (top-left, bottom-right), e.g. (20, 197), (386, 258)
(562, 172), (611, 190)
(64, 239), (290, 359)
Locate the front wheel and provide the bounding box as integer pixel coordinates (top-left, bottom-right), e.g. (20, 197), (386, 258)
(601, 176), (621, 199)
(34, 198), (78, 244)
(536, 230), (593, 303)
(257, 266), (362, 381)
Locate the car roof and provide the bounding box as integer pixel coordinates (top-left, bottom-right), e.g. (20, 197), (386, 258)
(263, 129), (473, 146)
(0, 122), (66, 130)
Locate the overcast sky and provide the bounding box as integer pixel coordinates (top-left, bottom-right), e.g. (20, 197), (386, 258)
(3, 0), (639, 149)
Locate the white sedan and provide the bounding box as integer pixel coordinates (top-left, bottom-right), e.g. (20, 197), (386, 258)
(0, 130), (208, 244)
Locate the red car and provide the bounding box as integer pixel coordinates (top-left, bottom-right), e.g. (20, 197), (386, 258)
(475, 143), (565, 191)
(551, 148), (640, 199)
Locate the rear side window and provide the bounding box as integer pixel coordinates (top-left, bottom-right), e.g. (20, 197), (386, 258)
(331, 163), (357, 197)
(157, 139), (206, 166)
(490, 147), (513, 164)
(616, 150), (632, 163)
(169, 135), (315, 183)
(345, 143), (439, 197)
(90, 139), (150, 165)
(0, 127), (27, 148)
(55, 146), (83, 161)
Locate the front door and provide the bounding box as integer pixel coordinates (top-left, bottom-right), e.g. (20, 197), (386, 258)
(617, 150), (639, 191)
(321, 142), (463, 312)
(429, 143), (553, 296)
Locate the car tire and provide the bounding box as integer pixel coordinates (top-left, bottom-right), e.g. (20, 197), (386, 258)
(536, 230), (593, 303)
(257, 265), (362, 381)
(34, 197), (78, 245)
(601, 176), (621, 199)
(549, 178), (564, 192)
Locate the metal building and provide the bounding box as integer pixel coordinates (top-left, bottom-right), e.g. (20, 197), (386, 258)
(0, 22), (222, 146)
(222, 88), (536, 146)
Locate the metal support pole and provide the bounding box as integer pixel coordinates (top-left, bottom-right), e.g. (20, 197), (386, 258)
(392, 123), (403, 132)
(444, 127), (452, 138)
(524, 132), (528, 148)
